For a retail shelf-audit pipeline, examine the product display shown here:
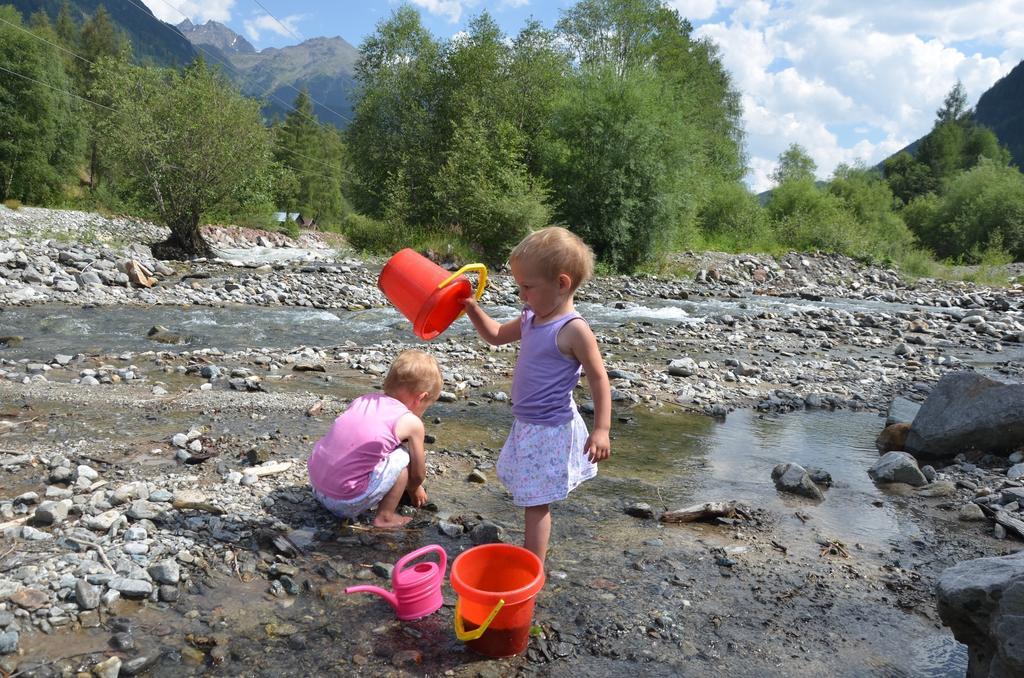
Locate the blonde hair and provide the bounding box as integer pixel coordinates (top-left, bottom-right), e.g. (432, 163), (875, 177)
(509, 226), (594, 292)
(383, 350), (443, 400)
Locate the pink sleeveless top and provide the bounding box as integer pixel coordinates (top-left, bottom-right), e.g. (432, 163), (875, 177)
(511, 308), (584, 426)
(307, 393), (409, 499)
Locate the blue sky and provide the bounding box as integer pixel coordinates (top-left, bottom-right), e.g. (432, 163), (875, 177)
(142, 1), (1024, 192)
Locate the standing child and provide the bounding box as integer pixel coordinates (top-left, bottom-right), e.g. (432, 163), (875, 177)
(307, 349), (442, 528)
(463, 226), (611, 561)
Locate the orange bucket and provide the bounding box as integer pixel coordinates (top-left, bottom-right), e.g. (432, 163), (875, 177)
(378, 249), (488, 340)
(450, 544), (545, 658)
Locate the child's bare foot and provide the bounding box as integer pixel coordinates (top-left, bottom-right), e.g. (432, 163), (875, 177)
(372, 513), (413, 529)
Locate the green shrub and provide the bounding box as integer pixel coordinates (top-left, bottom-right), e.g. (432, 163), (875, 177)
(894, 247), (938, 279)
(696, 181), (775, 252)
(341, 212), (403, 254)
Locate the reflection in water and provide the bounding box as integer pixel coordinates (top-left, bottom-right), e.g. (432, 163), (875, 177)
(608, 408), (914, 550)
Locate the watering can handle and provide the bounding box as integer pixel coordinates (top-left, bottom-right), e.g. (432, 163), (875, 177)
(437, 263), (488, 316)
(454, 598), (505, 642)
(394, 544), (447, 583)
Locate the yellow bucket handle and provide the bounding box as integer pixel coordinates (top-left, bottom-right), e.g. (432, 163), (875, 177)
(454, 598), (505, 642)
(437, 263), (488, 322)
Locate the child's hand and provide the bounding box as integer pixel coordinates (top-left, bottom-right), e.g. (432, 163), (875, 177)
(410, 486), (428, 507)
(585, 428), (611, 463)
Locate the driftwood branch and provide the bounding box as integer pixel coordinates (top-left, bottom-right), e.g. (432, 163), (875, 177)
(66, 536), (116, 573)
(660, 501), (737, 524)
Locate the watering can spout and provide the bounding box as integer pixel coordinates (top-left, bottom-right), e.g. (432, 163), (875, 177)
(345, 585), (399, 611)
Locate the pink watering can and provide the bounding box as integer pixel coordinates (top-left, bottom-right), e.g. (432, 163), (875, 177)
(345, 544), (447, 620)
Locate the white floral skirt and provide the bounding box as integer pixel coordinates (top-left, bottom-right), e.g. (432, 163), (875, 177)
(497, 410), (598, 507)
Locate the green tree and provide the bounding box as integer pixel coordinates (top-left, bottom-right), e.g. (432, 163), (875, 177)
(905, 159), (1024, 261)
(79, 4), (127, 191)
(92, 58), (274, 257)
(347, 6), (442, 221)
(882, 152), (934, 205)
(936, 80), (968, 125)
(541, 66), (695, 271)
(770, 143), (816, 186)
(272, 89), (348, 227)
(0, 6), (82, 203)
(55, 1), (78, 49)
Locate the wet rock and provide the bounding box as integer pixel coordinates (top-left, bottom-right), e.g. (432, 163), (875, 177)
(625, 502), (655, 519)
(121, 654), (160, 676)
(470, 521), (504, 545)
(75, 580), (100, 610)
(159, 585), (179, 602)
(93, 656), (122, 678)
(371, 562), (394, 579)
(868, 452), (928, 486)
(886, 396), (922, 426)
(771, 462), (824, 500)
(906, 372), (1024, 459)
(392, 649), (422, 668)
(937, 550), (1024, 678)
(806, 467), (832, 487)
(108, 578), (153, 598)
(111, 631), (135, 651)
(1007, 464), (1024, 481)
(438, 520), (464, 538)
(876, 423), (911, 453)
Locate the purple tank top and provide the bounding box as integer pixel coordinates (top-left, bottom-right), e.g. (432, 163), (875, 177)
(511, 308), (584, 426)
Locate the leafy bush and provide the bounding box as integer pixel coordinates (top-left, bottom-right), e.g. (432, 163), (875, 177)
(906, 159), (1024, 262)
(341, 212), (403, 254)
(766, 178), (859, 252)
(696, 181), (775, 251)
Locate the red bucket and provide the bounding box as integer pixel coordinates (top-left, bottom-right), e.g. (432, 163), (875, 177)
(378, 249), (487, 340)
(451, 544), (545, 658)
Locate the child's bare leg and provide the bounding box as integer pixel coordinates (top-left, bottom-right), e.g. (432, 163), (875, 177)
(524, 504), (551, 562)
(372, 468), (413, 528)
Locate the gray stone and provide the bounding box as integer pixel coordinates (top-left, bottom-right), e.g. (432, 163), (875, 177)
(958, 503), (986, 521)
(937, 550), (1024, 678)
(886, 396), (922, 426)
(467, 469), (487, 484)
(437, 520), (464, 538)
(33, 500), (70, 526)
(906, 372), (1024, 459)
(108, 578), (153, 598)
(624, 502), (655, 519)
(868, 451), (928, 486)
(75, 580), (101, 610)
(126, 500), (162, 521)
(0, 631), (18, 655)
(470, 521), (504, 545)
(668, 357), (698, 377)
(158, 584), (179, 602)
(49, 466), (74, 484)
(1007, 464), (1024, 481)
(921, 465), (937, 482)
(771, 462), (825, 500)
(148, 560), (180, 585)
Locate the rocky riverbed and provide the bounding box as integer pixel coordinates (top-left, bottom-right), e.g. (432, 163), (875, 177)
(1, 207), (1023, 676)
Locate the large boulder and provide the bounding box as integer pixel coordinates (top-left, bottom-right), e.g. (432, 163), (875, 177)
(905, 372), (1024, 459)
(937, 550), (1024, 678)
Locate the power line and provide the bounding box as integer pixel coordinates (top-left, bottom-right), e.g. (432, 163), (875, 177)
(0, 63), (115, 111)
(0, 15), (96, 67)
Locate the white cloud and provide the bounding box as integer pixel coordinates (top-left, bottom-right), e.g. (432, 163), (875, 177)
(666, 0), (723, 21)
(499, 0), (530, 8)
(141, 0), (235, 24)
(243, 13), (306, 41)
(409, 0), (479, 24)
(694, 1), (1024, 191)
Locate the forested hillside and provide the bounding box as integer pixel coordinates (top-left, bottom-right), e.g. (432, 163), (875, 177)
(974, 60), (1024, 169)
(10, 0), (194, 65)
